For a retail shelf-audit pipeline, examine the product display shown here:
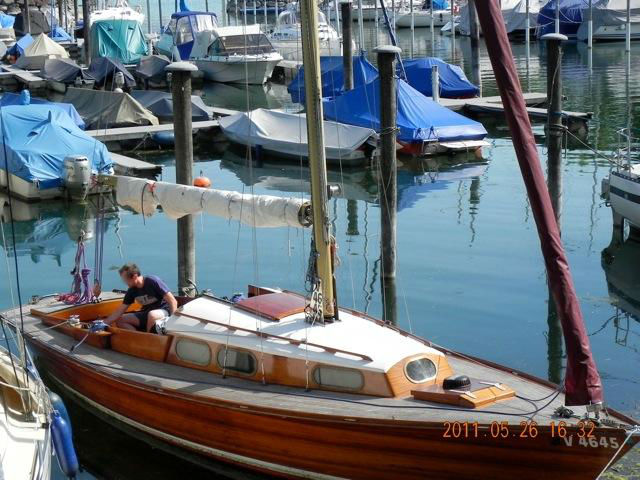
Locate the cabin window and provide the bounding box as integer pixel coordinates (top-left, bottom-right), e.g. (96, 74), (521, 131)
(313, 366), (364, 391)
(175, 338), (211, 366)
(217, 347), (256, 375)
(404, 357), (437, 383)
(176, 17), (193, 44)
(216, 34), (275, 56)
(165, 18), (177, 35)
(191, 14), (216, 33)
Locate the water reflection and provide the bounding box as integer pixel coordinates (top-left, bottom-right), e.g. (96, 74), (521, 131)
(199, 82), (287, 111)
(0, 195), (118, 266)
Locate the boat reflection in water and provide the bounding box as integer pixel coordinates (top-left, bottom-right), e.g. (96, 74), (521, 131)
(0, 194), (117, 266)
(199, 82), (287, 112)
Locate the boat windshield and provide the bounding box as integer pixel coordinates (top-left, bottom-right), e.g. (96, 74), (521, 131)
(210, 34), (275, 55)
(191, 14), (217, 33)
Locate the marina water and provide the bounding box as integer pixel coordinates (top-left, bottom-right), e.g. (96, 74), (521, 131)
(1, 7), (640, 478)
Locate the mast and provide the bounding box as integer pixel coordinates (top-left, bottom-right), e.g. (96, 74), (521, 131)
(299, 0), (336, 319)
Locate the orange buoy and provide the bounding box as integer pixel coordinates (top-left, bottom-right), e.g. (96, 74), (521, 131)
(193, 176), (211, 188)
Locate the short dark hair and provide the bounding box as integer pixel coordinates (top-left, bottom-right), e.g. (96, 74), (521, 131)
(118, 263), (141, 278)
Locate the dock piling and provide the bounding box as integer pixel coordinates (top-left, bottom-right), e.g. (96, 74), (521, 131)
(82, 0), (90, 64)
(73, 0), (78, 37)
(146, 0), (151, 34)
(375, 45), (400, 325)
(542, 33), (567, 225)
(23, 0), (30, 34)
(587, 0), (593, 48)
(340, 0), (353, 91)
(468, 0), (479, 46)
(626, 0), (631, 52)
(431, 65), (440, 103)
(166, 62), (199, 297)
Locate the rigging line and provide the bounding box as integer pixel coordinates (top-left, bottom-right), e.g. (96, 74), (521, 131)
(0, 220), (17, 313)
(595, 425), (640, 480)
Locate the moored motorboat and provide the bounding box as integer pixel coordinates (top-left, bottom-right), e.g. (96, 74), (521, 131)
(194, 24), (282, 84)
(89, 0), (144, 26)
(155, 11), (219, 60)
(395, 0), (452, 28)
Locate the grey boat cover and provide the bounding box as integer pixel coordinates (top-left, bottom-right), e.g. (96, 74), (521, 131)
(14, 10), (51, 36)
(42, 58), (90, 83)
(87, 57), (136, 88)
(64, 87), (158, 129)
(577, 0), (640, 40)
(14, 33), (68, 70)
(130, 90), (213, 122)
(135, 55), (171, 81)
(457, 0), (542, 34)
(219, 108), (376, 161)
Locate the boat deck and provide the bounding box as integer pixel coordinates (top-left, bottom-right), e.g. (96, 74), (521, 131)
(5, 294), (634, 429)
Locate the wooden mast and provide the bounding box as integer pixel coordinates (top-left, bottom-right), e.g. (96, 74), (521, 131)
(299, 0), (336, 319)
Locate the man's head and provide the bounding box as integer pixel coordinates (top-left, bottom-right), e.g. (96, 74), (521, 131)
(119, 263), (143, 288)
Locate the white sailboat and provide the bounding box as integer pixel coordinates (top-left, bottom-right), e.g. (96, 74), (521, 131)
(269, 4), (347, 60)
(89, 0), (145, 25)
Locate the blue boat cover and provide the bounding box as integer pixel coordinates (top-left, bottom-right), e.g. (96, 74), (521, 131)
(537, 0), (589, 37)
(322, 78), (487, 143)
(0, 91), (85, 129)
(288, 55), (379, 104)
(401, 58), (479, 98)
(7, 34), (33, 57)
(50, 26), (73, 42)
(430, 0), (449, 9)
(0, 12), (15, 28)
(87, 57), (137, 88)
(0, 104), (111, 189)
(90, 19), (149, 64)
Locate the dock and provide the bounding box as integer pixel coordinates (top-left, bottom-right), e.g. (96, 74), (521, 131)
(111, 153), (162, 178)
(86, 119), (220, 142)
(0, 66), (47, 90)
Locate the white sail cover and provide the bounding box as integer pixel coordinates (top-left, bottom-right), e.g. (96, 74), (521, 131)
(219, 108), (376, 161)
(115, 176), (310, 228)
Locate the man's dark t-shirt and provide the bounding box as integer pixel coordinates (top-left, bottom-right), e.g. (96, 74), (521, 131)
(123, 275), (170, 312)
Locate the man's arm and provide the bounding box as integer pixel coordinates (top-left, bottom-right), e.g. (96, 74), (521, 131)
(164, 292), (178, 315)
(103, 303), (129, 325)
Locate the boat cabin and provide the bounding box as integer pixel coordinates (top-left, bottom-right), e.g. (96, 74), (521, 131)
(206, 25), (277, 58)
(31, 287), (515, 408)
(156, 11), (218, 60)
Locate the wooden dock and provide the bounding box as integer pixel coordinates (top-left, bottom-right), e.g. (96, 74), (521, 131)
(86, 119), (219, 142)
(111, 153), (162, 178)
(0, 66), (47, 90)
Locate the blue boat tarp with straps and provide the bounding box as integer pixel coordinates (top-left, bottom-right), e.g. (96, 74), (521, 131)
(0, 104), (111, 189)
(322, 78), (487, 143)
(537, 0), (589, 37)
(0, 91), (85, 129)
(401, 58), (479, 98)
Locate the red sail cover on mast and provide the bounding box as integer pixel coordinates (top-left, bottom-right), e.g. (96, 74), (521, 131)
(474, 1), (603, 406)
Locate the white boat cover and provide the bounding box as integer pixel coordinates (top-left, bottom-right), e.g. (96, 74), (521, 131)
(218, 108), (376, 161)
(214, 24), (262, 37)
(115, 176), (310, 228)
(14, 33), (69, 70)
(577, 0), (640, 40)
(457, 0), (542, 34)
(64, 88), (158, 129)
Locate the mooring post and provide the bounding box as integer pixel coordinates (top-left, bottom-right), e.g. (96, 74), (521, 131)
(376, 45), (400, 325)
(555, 0), (560, 33)
(166, 62), (198, 297)
(468, 0), (479, 46)
(146, 0), (151, 34)
(158, 0), (163, 30)
(341, 0), (353, 91)
(525, 0), (530, 47)
(23, 0), (30, 34)
(58, 0), (64, 30)
(73, 0), (78, 36)
(543, 33), (567, 226)
(587, 0), (593, 48)
(82, 0), (90, 64)
(431, 64), (440, 103)
(626, 0), (631, 52)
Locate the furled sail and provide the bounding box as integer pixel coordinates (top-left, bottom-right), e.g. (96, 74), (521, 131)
(114, 176), (311, 228)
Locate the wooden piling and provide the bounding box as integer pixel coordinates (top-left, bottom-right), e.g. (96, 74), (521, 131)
(73, 0), (78, 36)
(340, 0), (353, 91)
(82, 0), (90, 64)
(543, 33), (566, 225)
(167, 62), (198, 297)
(468, 0), (480, 46)
(23, 0), (30, 34)
(376, 45), (400, 325)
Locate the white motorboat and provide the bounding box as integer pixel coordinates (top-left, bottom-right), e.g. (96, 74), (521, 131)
(155, 11), (219, 60)
(194, 24), (282, 84)
(602, 128), (640, 229)
(395, 8), (452, 27)
(577, 0), (640, 42)
(219, 108), (377, 165)
(269, 5), (347, 60)
(89, 0), (144, 25)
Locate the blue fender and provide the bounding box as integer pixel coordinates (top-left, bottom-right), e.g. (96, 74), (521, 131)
(152, 131), (176, 146)
(48, 390), (72, 435)
(51, 411), (79, 479)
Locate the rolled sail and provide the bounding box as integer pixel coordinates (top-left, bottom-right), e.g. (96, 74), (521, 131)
(114, 176), (310, 228)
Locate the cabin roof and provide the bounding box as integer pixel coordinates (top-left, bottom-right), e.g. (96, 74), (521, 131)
(170, 11), (217, 19)
(166, 295), (442, 372)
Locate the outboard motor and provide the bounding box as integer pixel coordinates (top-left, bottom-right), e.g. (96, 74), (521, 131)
(63, 155), (90, 202)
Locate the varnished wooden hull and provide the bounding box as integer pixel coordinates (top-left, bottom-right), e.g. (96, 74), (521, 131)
(29, 338), (637, 480)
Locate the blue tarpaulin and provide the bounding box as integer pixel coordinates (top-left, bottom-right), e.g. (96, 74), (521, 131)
(0, 91), (85, 129)
(322, 78), (487, 143)
(90, 19), (149, 64)
(537, 0), (589, 37)
(0, 104), (111, 189)
(429, 0), (449, 9)
(401, 58), (479, 98)
(50, 26), (73, 42)
(288, 55), (379, 104)
(7, 34), (33, 56)
(0, 12), (15, 28)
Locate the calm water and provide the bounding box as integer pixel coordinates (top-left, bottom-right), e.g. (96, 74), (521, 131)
(3, 12), (640, 479)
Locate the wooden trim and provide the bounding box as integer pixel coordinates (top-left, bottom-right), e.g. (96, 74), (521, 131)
(385, 353), (454, 398)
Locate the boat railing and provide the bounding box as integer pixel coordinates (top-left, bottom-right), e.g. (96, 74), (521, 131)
(615, 127), (640, 171)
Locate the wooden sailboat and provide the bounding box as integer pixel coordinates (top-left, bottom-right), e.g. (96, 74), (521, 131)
(2, 1), (639, 479)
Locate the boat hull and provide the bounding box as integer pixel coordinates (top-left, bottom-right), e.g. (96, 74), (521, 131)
(195, 56), (281, 84)
(27, 336), (638, 480)
(395, 10), (451, 28)
(271, 38), (344, 60)
(592, 23), (640, 41)
(609, 170), (640, 228)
